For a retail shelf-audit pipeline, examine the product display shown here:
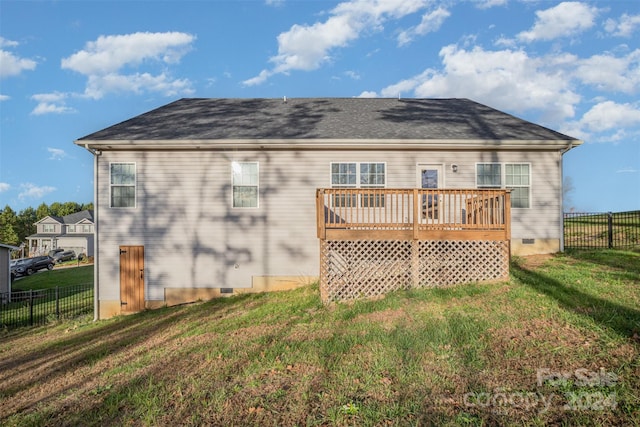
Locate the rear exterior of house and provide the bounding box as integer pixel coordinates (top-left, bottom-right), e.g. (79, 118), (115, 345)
(76, 98), (581, 319)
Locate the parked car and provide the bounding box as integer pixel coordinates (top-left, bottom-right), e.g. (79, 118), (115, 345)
(9, 259), (28, 281)
(49, 249), (76, 263)
(11, 256), (55, 277)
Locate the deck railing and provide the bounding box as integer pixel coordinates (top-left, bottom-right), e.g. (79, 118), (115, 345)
(317, 188), (510, 240)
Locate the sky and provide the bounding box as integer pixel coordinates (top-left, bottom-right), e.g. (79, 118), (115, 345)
(1, 0), (639, 213)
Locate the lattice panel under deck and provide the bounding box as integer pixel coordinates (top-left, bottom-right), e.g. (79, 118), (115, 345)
(320, 239), (509, 303)
(416, 240), (509, 288)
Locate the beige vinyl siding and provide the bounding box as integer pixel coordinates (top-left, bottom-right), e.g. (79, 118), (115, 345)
(96, 148), (562, 301)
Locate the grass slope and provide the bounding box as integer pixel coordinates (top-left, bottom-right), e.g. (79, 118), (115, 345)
(0, 250), (638, 426)
(12, 264), (93, 291)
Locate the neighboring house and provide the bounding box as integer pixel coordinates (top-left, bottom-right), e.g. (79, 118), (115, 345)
(75, 98), (582, 319)
(27, 210), (94, 258)
(0, 243), (20, 295)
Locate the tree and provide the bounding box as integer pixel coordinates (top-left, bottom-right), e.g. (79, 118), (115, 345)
(36, 202), (50, 221)
(16, 207), (37, 243)
(0, 205), (19, 245)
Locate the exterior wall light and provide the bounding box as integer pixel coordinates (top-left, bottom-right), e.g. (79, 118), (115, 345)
(451, 164), (458, 173)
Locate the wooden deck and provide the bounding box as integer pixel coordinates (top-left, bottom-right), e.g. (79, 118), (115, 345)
(316, 188), (511, 302)
(317, 188), (511, 240)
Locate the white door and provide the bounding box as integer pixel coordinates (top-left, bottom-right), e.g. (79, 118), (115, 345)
(417, 164), (443, 220)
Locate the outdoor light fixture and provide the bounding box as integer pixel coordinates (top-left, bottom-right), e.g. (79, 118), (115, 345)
(451, 164), (458, 173)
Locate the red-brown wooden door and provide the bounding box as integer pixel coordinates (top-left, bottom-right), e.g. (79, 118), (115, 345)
(120, 245), (144, 313)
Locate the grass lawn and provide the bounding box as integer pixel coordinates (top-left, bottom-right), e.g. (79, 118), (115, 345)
(0, 250), (638, 426)
(11, 264), (93, 291)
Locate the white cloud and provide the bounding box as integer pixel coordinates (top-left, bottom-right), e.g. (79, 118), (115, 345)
(475, 0), (507, 9)
(616, 167), (638, 174)
(573, 49), (640, 93)
(59, 31), (195, 100)
(380, 45), (581, 123)
(31, 103), (75, 115)
(243, 69), (272, 87)
(357, 91), (378, 98)
(344, 70), (360, 80)
(580, 101), (640, 133)
(604, 13), (640, 38)
(84, 72), (194, 99)
(0, 37), (19, 48)
(0, 48), (37, 78)
(32, 92), (67, 103)
(517, 2), (599, 42)
(30, 92), (75, 115)
(244, 0), (427, 85)
(18, 183), (56, 201)
(0, 182), (10, 192)
(397, 7), (450, 46)
(62, 31), (195, 75)
(0, 94), (9, 101)
(48, 148), (67, 160)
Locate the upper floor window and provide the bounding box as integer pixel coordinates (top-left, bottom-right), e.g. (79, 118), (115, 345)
(68, 225), (76, 232)
(43, 224), (55, 233)
(110, 163), (136, 208)
(476, 163), (531, 208)
(232, 162), (259, 208)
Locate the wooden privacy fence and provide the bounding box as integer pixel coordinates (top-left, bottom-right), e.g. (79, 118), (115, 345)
(317, 188), (511, 302)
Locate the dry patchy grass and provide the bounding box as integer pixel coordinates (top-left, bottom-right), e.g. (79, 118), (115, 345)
(1, 250), (638, 426)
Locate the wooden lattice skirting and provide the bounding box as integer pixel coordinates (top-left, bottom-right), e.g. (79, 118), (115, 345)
(320, 239), (510, 303)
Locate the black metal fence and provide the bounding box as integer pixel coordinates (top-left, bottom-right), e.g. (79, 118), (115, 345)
(564, 210), (640, 249)
(0, 283), (93, 329)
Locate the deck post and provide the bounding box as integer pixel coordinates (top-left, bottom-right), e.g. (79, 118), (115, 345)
(411, 189), (420, 288)
(316, 189), (326, 240)
(413, 189), (419, 240)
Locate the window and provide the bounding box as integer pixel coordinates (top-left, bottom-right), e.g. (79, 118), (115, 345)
(476, 163), (531, 208)
(476, 163), (501, 188)
(330, 162), (386, 207)
(43, 224), (55, 233)
(68, 225), (76, 233)
(232, 162), (258, 208)
(505, 164), (530, 208)
(331, 163), (357, 207)
(110, 163), (136, 208)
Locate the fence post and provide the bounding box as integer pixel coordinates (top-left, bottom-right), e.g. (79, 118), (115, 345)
(29, 289), (34, 326)
(608, 212), (613, 249)
(55, 286), (60, 319)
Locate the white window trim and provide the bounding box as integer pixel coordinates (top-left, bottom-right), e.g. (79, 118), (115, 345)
(330, 162), (387, 208)
(109, 162), (137, 209)
(231, 161), (260, 209)
(475, 162), (532, 209)
(329, 162), (387, 188)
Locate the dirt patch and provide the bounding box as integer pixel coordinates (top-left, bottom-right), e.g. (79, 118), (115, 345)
(517, 253), (555, 270)
(354, 308), (407, 330)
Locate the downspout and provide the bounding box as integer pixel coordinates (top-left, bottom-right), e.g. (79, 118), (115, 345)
(559, 142), (574, 252)
(85, 144), (101, 321)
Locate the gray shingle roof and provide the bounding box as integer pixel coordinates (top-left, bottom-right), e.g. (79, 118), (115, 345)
(62, 210), (94, 224)
(78, 98), (578, 142)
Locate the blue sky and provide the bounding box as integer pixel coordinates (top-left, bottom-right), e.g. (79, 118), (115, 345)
(1, 0), (639, 213)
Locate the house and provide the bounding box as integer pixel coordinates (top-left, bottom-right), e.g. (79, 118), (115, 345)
(27, 210), (94, 258)
(75, 98), (582, 318)
(0, 243), (20, 296)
